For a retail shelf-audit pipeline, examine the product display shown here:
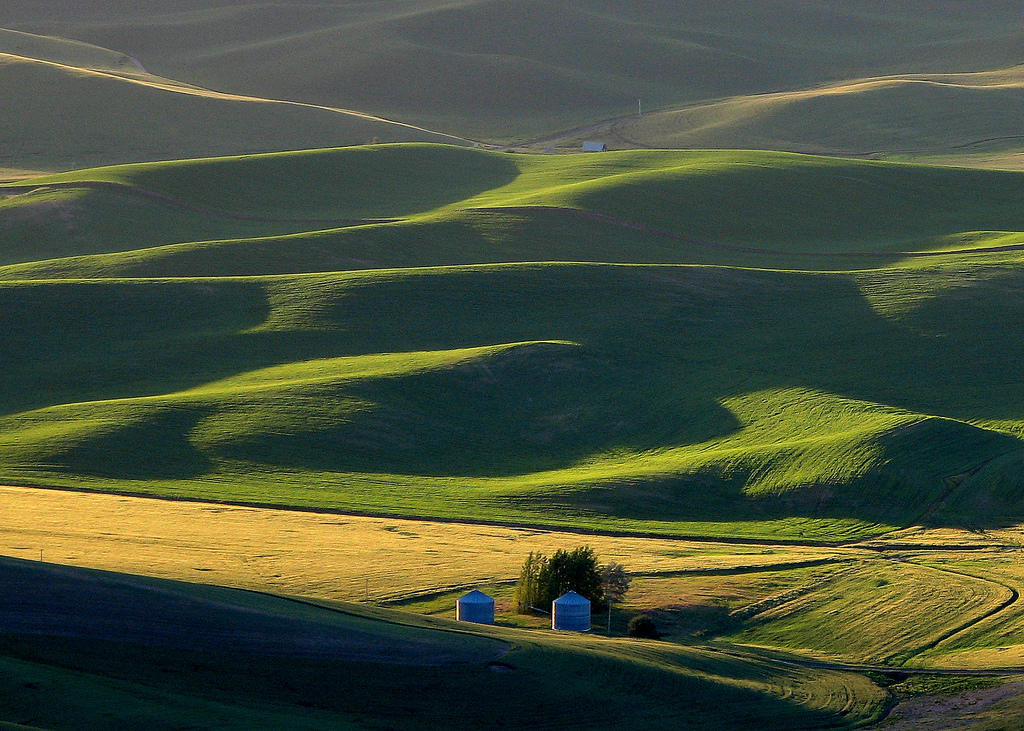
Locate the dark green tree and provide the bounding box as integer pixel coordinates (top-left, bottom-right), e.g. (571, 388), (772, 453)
(537, 546), (604, 609)
(513, 551), (547, 613)
(514, 546), (619, 613)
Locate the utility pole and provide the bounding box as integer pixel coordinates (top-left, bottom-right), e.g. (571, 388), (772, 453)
(638, 98), (642, 117)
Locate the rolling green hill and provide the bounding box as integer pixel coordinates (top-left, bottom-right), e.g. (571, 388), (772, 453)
(6, 6), (1024, 728)
(6, 145), (1024, 273)
(3, 146), (1024, 541)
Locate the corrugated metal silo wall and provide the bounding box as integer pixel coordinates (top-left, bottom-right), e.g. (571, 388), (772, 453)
(552, 600), (591, 631)
(456, 599), (495, 624)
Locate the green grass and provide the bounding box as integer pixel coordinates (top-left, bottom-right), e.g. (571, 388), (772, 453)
(10, 145), (516, 221)
(0, 556), (887, 731)
(5, 146), (1024, 540)
(8, 147), (1024, 275)
(1, 259), (1024, 539)
(459, 149), (1024, 250)
(0, 185), (333, 266)
(727, 561), (1011, 663)
(892, 674), (1003, 697)
(893, 558), (1024, 669)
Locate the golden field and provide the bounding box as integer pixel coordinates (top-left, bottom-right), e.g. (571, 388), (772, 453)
(0, 485), (855, 605)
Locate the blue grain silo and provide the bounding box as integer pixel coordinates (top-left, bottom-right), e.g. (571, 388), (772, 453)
(552, 591), (591, 631)
(456, 589), (495, 624)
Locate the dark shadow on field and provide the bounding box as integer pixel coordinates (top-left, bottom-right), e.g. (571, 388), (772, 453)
(6, 262), (1024, 528)
(0, 558), (879, 731)
(667, 604), (742, 640)
(0, 278), (273, 417)
(209, 340), (742, 476)
(49, 408), (213, 480)
(0, 556), (502, 664)
(0, 186), (327, 267)
(123, 144), (522, 221)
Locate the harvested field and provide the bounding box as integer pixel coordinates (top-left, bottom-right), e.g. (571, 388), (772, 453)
(911, 557), (1024, 669)
(728, 561), (1012, 664)
(0, 485), (856, 603)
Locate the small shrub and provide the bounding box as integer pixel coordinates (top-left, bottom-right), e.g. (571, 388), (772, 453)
(627, 615), (659, 639)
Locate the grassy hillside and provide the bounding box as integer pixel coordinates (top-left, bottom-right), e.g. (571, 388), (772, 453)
(7, 146), (1024, 273)
(582, 66), (1024, 158)
(0, 556), (888, 730)
(3, 260), (1024, 540)
(0, 34), (463, 171)
(727, 561), (1011, 664)
(0, 145), (511, 264)
(1, 0), (1022, 147)
(4, 146), (1024, 541)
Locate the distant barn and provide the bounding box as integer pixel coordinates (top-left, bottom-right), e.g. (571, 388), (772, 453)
(552, 591), (591, 631)
(582, 141), (608, 152)
(456, 589), (495, 625)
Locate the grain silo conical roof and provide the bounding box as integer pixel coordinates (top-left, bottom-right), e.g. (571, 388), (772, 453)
(552, 591), (591, 631)
(457, 589), (495, 624)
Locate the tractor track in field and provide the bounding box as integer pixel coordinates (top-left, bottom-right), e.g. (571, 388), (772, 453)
(882, 561), (1022, 666)
(725, 556), (1024, 672)
(713, 644), (1024, 677)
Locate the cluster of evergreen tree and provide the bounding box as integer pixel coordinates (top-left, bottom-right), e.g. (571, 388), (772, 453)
(513, 546), (629, 613)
